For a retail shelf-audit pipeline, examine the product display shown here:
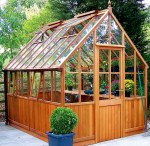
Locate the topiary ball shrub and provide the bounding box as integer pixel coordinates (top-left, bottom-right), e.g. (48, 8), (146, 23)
(50, 107), (78, 135)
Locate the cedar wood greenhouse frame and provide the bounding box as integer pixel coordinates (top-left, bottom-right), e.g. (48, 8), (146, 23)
(4, 2), (149, 146)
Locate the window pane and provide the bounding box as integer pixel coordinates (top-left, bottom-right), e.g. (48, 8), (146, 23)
(31, 72), (40, 97)
(110, 16), (122, 45)
(65, 73), (79, 103)
(111, 74), (120, 98)
(99, 74), (109, 100)
(125, 75), (134, 97)
(111, 50), (120, 72)
(44, 71), (51, 101)
(99, 50), (109, 72)
(52, 72), (61, 103)
(81, 73), (93, 102)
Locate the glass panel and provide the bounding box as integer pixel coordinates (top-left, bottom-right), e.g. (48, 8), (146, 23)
(96, 16), (108, 44)
(99, 74), (109, 100)
(37, 73), (44, 99)
(8, 72), (14, 94)
(52, 15), (102, 67)
(31, 72), (40, 97)
(81, 34), (94, 72)
(17, 72), (28, 96)
(81, 73), (93, 102)
(52, 72), (61, 103)
(65, 52), (78, 73)
(65, 73), (79, 103)
(125, 38), (134, 72)
(111, 74), (120, 98)
(125, 75), (134, 98)
(18, 29), (65, 69)
(44, 71), (51, 101)
(110, 16), (122, 45)
(33, 38), (65, 68)
(136, 74), (144, 97)
(43, 36), (75, 68)
(111, 50), (120, 72)
(22, 72), (28, 96)
(136, 56), (144, 73)
(99, 50), (109, 72)
(6, 33), (42, 69)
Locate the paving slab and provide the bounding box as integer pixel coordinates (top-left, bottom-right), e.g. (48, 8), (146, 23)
(1, 122), (150, 146)
(90, 132), (150, 146)
(0, 123), (48, 146)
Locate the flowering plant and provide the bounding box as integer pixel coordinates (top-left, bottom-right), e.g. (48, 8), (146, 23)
(125, 79), (134, 92)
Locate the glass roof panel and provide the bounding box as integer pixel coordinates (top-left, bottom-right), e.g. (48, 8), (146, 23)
(81, 34), (94, 66)
(23, 28), (68, 69)
(6, 33), (42, 69)
(110, 16), (122, 45)
(51, 15), (102, 68)
(42, 36), (75, 68)
(14, 27), (69, 69)
(15, 29), (63, 69)
(33, 38), (66, 68)
(96, 16), (108, 44)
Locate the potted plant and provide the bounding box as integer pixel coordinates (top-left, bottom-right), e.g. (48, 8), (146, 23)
(47, 107), (78, 146)
(125, 79), (134, 97)
(111, 60), (119, 72)
(65, 74), (73, 91)
(111, 80), (120, 96)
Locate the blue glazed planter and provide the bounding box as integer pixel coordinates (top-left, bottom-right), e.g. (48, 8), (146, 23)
(47, 132), (74, 146)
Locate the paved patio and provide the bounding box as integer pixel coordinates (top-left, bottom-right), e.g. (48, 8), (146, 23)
(0, 122), (150, 146)
(0, 123), (48, 146)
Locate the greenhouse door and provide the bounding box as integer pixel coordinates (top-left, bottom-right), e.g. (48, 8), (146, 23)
(97, 46), (124, 142)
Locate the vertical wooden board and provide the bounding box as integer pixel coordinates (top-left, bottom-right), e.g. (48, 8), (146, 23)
(29, 100), (35, 130)
(8, 96), (13, 120)
(136, 100), (139, 127)
(118, 105), (121, 138)
(14, 97), (19, 123)
(111, 105), (115, 139)
(139, 99), (144, 126)
(114, 106), (117, 138)
(40, 102), (45, 133)
(108, 106), (112, 139)
(82, 105), (86, 137)
(131, 100), (134, 128)
(102, 106), (106, 141)
(73, 105), (79, 138)
(134, 99), (137, 127)
(128, 101), (131, 128)
(90, 105), (94, 136)
(34, 101), (39, 131)
(45, 103), (50, 132)
(79, 104), (83, 138)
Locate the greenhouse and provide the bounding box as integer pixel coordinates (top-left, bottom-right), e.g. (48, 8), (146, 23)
(4, 2), (148, 146)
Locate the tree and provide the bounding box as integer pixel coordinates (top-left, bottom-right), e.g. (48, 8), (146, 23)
(0, 0), (51, 72)
(0, 0), (26, 59)
(49, 0), (148, 55)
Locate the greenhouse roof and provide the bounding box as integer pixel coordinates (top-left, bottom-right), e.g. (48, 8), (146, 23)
(5, 8), (148, 71)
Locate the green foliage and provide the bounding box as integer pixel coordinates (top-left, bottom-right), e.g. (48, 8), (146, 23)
(65, 74), (73, 87)
(125, 79), (134, 93)
(48, 0), (148, 55)
(50, 107), (78, 135)
(23, 3), (55, 36)
(112, 60), (119, 67)
(112, 80), (119, 92)
(148, 106), (150, 118)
